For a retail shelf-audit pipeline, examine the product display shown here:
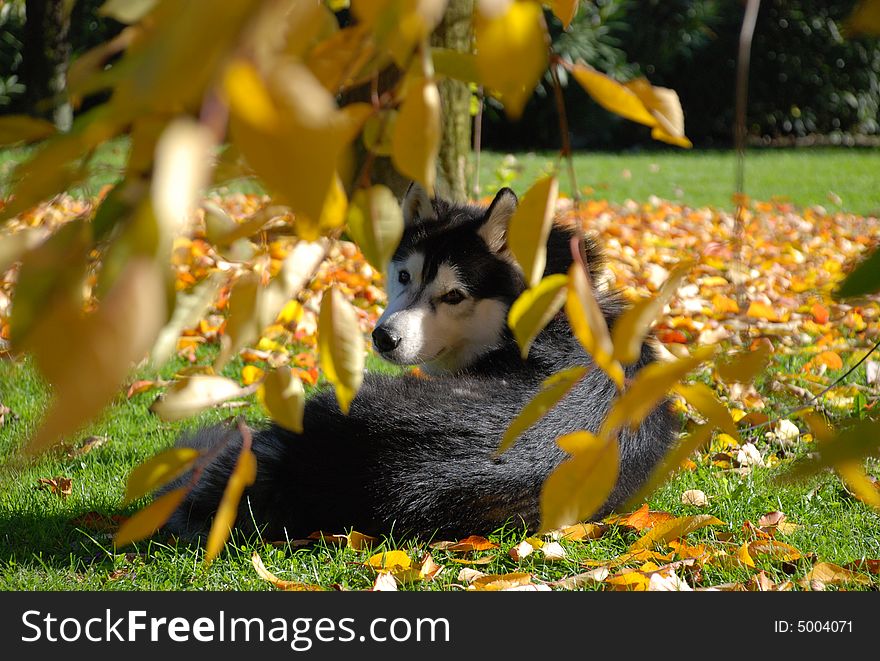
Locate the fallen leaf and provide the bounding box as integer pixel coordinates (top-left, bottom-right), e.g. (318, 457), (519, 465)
(36, 477), (73, 498)
(680, 489), (708, 507)
(799, 562), (871, 589)
(468, 572), (533, 591)
(629, 514), (725, 551)
(251, 552), (325, 591)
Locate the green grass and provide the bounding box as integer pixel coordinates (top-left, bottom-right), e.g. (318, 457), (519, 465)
(1, 347), (878, 591)
(3, 140), (879, 214)
(478, 148), (880, 215)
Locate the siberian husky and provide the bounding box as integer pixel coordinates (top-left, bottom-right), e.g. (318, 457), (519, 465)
(162, 184), (678, 540)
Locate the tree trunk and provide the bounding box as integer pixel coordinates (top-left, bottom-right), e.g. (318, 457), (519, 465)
(22, 0), (73, 130)
(430, 0), (473, 203)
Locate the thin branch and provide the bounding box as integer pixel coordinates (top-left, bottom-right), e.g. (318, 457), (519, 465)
(741, 336), (880, 435)
(732, 0), (761, 316)
(550, 59), (579, 202)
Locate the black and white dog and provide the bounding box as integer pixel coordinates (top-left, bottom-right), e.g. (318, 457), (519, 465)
(162, 184), (678, 540)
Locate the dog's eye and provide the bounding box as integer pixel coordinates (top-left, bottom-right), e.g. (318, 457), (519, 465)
(398, 270), (411, 285)
(440, 289), (466, 305)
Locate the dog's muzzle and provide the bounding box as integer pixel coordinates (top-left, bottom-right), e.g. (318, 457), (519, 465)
(372, 326), (401, 354)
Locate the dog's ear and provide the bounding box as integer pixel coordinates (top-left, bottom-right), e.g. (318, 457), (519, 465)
(478, 187), (518, 253)
(402, 182), (437, 226)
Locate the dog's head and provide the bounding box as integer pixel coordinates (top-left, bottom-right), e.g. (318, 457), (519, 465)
(372, 184), (525, 374)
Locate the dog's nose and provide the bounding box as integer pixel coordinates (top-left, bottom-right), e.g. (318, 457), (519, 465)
(372, 326), (401, 353)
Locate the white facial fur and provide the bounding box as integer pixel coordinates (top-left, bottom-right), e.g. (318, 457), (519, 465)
(374, 252), (508, 373)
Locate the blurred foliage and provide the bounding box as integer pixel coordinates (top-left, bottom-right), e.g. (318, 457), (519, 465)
(0, 0), (123, 110)
(484, 0), (880, 149)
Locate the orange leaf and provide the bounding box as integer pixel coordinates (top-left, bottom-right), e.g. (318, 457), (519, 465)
(811, 303), (830, 324)
(746, 301), (779, 321)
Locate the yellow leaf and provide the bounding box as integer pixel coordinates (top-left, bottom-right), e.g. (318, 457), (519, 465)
(507, 175), (559, 288)
(226, 60), (368, 225)
(601, 345), (717, 439)
(241, 365), (265, 386)
(150, 376), (246, 422)
(559, 522), (607, 541)
(629, 514), (724, 551)
(362, 110), (397, 156)
(550, 0), (579, 28)
(746, 301), (779, 321)
(114, 487), (188, 548)
(837, 461), (880, 508)
(23, 259), (166, 454)
(391, 77), (441, 195)
(259, 366), (305, 434)
(801, 562), (871, 588)
(716, 343), (772, 383)
(251, 552), (325, 591)
(555, 430), (599, 455)
(624, 78), (692, 148)
(847, 0), (880, 35)
(431, 48), (481, 84)
(475, 1), (549, 119)
(98, 0), (158, 24)
(347, 531), (378, 551)
(748, 540), (803, 562)
(736, 542), (756, 568)
(366, 550), (412, 574)
(205, 447), (257, 564)
(347, 185), (405, 272)
(152, 271), (225, 365)
(318, 288), (365, 414)
(123, 448), (200, 504)
(672, 382), (740, 439)
(570, 64), (656, 127)
(566, 262), (624, 387)
(294, 172), (349, 242)
(0, 115), (56, 146)
(151, 117), (214, 251)
(216, 273), (261, 370)
(468, 572), (533, 591)
(611, 262), (691, 364)
(507, 273), (568, 358)
(539, 434), (619, 532)
(497, 366), (586, 454)
(605, 570), (650, 591)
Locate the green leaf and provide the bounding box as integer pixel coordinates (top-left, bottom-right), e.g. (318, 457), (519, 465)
(834, 246), (880, 299)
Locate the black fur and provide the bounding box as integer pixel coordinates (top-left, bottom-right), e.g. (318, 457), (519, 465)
(161, 191), (678, 540)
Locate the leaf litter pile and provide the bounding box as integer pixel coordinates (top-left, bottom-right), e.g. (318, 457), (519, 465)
(2, 190), (880, 591)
